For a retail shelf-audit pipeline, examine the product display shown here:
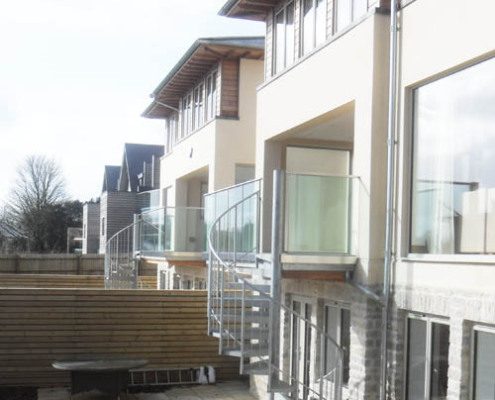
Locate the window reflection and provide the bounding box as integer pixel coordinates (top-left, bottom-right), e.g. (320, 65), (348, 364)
(411, 57), (495, 255)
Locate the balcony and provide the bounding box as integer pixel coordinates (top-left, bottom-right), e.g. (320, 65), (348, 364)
(136, 207), (205, 259)
(280, 172), (359, 277)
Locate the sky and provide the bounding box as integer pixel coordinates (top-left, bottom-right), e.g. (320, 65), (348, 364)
(0, 0), (264, 205)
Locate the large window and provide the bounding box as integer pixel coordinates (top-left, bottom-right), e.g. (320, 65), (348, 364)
(334, 0), (367, 33)
(170, 70), (217, 148)
(472, 327), (495, 399)
(406, 316), (450, 400)
(324, 305), (350, 385)
(410, 57), (495, 255)
(273, 1), (295, 75)
(301, 0), (327, 56)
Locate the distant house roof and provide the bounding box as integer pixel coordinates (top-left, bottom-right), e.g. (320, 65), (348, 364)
(120, 143), (164, 192)
(142, 36), (265, 119)
(102, 165), (121, 193)
(218, 0), (277, 21)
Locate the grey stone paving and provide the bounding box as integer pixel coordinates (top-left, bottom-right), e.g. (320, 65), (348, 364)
(38, 381), (257, 400)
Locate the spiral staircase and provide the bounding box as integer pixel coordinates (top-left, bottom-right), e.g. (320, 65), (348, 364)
(206, 189), (344, 400)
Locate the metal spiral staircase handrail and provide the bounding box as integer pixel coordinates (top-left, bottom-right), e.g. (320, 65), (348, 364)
(207, 191), (344, 400)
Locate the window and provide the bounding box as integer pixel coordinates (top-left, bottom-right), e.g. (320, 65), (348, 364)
(334, 0), (367, 33)
(301, 0), (327, 56)
(324, 305), (350, 385)
(291, 299), (312, 400)
(235, 164), (255, 184)
(101, 217), (105, 236)
(273, 1), (295, 75)
(406, 316), (450, 400)
(206, 71), (217, 121)
(472, 327), (495, 399)
(410, 57), (495, 255)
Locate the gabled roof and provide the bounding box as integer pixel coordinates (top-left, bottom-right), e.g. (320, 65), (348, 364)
(142, 36), (264, 119)
(102, 165), (121, 193)
(218, 0), (278, 21)
(121, 143), (164, 192)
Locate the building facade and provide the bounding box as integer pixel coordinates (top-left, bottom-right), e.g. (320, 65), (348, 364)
(141, 37), (265, 289)
(82, 200), (100, 254)
(209, 0), (495, 400)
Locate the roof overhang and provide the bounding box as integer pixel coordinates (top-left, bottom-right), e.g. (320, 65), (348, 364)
(218, 0), (278, 21)
(143, 37), (264, 119)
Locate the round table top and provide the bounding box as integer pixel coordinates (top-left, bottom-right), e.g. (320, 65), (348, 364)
(52, 359), (148, 372)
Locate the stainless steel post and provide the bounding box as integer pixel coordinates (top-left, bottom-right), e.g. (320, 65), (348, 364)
(268, 169), (284, 391)
(380, 0), (399, 399)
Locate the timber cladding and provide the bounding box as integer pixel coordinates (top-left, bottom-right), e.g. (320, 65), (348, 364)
(0, 274), (157, 289)
(0, 289), (239, 387)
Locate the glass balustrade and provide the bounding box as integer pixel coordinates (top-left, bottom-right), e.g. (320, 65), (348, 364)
(284, 173), (357, 254)
(204, 179), (261, 255)
(137, 207), (205, 255)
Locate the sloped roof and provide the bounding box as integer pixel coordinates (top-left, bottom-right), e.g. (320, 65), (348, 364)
(102, 165), (121, 193)
(142, 36), (264, 119)
(218, 0), (277, 21)
(122, 143), (164, 192)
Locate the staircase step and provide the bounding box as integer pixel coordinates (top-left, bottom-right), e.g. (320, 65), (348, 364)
(223, 297), (270, 307)
(269, 378), (293, 394)
(223, 345), (269, 357)
(222, 311), (270, 322)
(224, 282), (271, 292)
(243, 360), (269, 375)
(211, 328), (269, 340)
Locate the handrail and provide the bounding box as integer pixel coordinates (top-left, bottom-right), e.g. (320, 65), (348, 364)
(207, 189), (344, 399)
(204, 178), (261, 198)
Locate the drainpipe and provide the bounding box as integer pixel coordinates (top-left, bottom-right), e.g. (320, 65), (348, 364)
(380, 1), (399, 400)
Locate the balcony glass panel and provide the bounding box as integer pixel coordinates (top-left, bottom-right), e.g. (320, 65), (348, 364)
(138, 207), (205, 254)
(285, 173), (352, 254)
(204, 179), (261, 254)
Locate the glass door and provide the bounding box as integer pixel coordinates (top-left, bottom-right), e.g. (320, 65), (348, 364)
(291, 299), (313, 400)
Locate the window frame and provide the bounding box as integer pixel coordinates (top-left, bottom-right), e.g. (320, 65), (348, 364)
(272, 1), (296, 76)
(404, 56), (495, 261)
(333, 0), (367, 34)
(323, 301), (351, 387)
(470, 324), (495, 400)
(300, 0), (328, 57)
(404, 314), (450, 400)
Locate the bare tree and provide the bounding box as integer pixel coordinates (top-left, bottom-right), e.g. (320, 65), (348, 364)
(3, 155), (68, 252)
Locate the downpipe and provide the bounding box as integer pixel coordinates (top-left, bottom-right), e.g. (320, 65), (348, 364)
(380, 1), (399, 400)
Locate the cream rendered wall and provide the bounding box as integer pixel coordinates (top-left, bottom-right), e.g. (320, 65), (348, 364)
(391, 2), (495, 398)
(160, 58), (263, 208)
(394, 0), (495, 297)
(213, 59), (264, 189)
(256, 12), (390, 284)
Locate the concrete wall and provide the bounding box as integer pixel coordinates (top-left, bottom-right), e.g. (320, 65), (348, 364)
(391, 0), (495, 398)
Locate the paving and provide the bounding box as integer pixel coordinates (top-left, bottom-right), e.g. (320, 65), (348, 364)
(38, 381), (257, 400)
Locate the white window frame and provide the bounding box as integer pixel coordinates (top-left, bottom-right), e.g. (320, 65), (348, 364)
(323, 301), (351, 386)
(404, 314), (450, 400)
(470, 324), (495, 400)
(333, 0), (367, 34)
(300, 0), (328, 57)
(272, 1), (295, 76)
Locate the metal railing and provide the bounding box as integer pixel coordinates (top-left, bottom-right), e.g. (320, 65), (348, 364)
(207, 184), (344, 399)
(104, 206), (205, 289)
(104, 223), (138, 289)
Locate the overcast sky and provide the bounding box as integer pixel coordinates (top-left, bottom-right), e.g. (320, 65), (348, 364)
(0, 0), (263, 205)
